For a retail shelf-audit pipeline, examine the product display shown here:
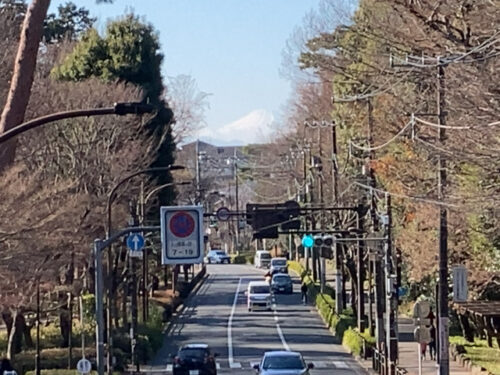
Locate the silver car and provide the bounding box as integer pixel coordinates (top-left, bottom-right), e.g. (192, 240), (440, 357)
(253, 351), (314, 375)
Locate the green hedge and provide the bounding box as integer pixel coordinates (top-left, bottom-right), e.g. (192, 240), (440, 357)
(342, 328), (376, 357)
(288, 261), (356, 340)
(232, 252), (254, 264)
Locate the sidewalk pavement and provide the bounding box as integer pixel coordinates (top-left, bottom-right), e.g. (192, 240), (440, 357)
(318, 260), (472, 375)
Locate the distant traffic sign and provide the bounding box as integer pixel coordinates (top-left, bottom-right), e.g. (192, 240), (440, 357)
(161, 206), (204, 265)
(216, 207), (231, 221)
(127, 233), (144, 257)
(77, 358), (91, 374)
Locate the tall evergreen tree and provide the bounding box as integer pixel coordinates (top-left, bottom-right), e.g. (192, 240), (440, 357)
(53, 14), (177, 209)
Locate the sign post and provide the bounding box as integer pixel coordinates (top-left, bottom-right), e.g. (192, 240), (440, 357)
(161, 206), (204, 265)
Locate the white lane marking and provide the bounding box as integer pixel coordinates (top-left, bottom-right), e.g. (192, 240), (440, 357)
(227, 277), (242, 368)
(273, 305), (290, 351)
(166, 364), (172, 372)
(333, 360), (349, 368)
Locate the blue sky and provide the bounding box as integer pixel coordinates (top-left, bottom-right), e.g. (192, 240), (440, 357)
(50, 0), (325, 144)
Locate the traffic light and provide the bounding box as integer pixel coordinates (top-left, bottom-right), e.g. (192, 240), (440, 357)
(246, 201), (302, 239)
(312, 234), (335, 259)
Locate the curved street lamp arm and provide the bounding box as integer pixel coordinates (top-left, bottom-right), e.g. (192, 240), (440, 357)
(0, 102), (154, 145)
(144, 181), (191, 205)
(106, 165), (185, 235)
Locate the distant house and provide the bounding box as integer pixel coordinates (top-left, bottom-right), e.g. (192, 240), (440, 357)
(176, 140), (246, 182)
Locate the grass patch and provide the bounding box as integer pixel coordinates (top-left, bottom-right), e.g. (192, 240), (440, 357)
(450, 336), (500, 374)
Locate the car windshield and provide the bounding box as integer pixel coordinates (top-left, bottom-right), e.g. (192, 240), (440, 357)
(179, 348), (209, 360)
(250, 285), (270, 294)
(273, 276), (290, 283)
(272, 259), (286, 266)
(260, 253), (271, 259)
(263, 355), (304, 370)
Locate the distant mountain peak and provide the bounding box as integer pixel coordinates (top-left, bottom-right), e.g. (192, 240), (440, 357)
(197, 109), (274, 146)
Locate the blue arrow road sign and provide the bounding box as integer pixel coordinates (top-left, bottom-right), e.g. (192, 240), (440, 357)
(127, 233), (144, 251)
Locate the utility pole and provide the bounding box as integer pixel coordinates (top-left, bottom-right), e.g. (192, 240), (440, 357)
(437, 57), (449, 375)
(233, 150), (240, 251)
(356, 203), (366, 332)
(331, 123), (343, 314)
(367, 99), (377, 336)
(195, 140), (201, 204)
(317, 125), (326, 293)
(129, 202), (139, 373)
(384, 193), (397, 375)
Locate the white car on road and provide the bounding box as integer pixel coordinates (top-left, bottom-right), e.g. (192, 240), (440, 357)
(246, 281), (272, 312)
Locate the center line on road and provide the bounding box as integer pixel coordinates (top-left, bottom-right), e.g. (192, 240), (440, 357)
(227, 277), (242, 368)
(273, 305), (290, 351)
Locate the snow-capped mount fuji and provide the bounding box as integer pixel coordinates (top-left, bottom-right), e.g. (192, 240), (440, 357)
(198, 109), (274, 146)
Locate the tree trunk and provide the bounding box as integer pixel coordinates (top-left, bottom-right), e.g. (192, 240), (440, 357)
(23, 322), (34, 348)
(2, 311), (13, 338)
(458, 313), (474, 343)
(0, 0), (51, 171)
(6, 310), (25, 359)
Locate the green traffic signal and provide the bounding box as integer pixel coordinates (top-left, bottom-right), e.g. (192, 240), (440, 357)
(302, 234), (314, 248)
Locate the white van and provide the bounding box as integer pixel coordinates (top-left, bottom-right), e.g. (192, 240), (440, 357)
(247, 281), (272, 311)
(254, 250), (271, 268)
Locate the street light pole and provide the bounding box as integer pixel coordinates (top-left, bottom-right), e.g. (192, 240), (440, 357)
(104, 165), (184, 373)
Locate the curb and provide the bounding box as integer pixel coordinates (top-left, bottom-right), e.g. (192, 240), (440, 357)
(162, 272), (211, 337)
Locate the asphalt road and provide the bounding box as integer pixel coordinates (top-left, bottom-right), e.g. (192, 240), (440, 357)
(148, 264), (367, 375)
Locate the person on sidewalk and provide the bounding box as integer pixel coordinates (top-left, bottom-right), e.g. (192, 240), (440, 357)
(301, 282), (308, 305)
(420, 341), (427, 360)
(429, 324), (436, 360)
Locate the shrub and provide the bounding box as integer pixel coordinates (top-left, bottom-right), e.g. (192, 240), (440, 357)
(232, 255), (247, 264)
(343, 328), (363, 356)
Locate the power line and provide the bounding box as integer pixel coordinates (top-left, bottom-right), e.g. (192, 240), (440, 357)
(349, 120), (413, 152)
(353, 181), (459, 208)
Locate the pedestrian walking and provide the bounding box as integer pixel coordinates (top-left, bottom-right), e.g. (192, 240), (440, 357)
(420, 341), (427, 360)
(429, 324), (436, 360)
(301, 282), (308, 305)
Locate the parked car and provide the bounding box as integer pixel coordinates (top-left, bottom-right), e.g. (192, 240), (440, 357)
(246, 281), (272, 311)
(270, 257), (288, 275)
(254, 250), (271, 268)
(271, 273), (293, 294)
(205, 250), (231, 264)
(253, 351), (314, 375)
(172, 343), (218, 375)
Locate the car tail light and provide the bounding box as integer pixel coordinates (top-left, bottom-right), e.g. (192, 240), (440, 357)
(174, 356), (182, 364)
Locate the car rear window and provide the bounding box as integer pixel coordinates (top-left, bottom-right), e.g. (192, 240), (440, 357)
(273, 275), (290, 283)
(216, 251), (226, 256)
(179, 348), (209, 360)
(263, 355), (304, 370)
(250, 285), (270, 294)
(272, 259), (286, 266)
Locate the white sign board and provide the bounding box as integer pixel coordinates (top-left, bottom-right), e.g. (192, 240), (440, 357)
(77, 358), (92, 374)
(161, 206), (204, 265)
(453, 265), (468, 302)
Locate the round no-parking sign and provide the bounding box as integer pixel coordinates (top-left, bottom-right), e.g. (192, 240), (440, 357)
(169, 211), (195, 238)
(161, 206), (204, 265)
